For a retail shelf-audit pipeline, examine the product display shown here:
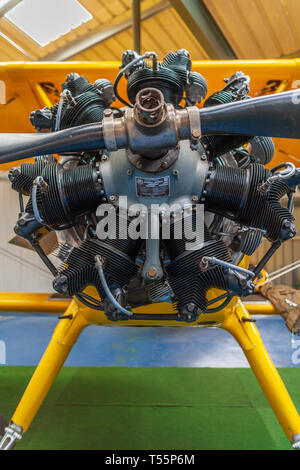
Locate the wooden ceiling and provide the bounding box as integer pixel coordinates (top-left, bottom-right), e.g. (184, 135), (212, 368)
(71, 4), (209, 61)
(203, 0), (300, 59)
(0, 0), (299, 63)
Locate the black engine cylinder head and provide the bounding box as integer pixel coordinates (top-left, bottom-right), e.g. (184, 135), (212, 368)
(185, 71), (207, 105)
(166, 240), (230, 321)
(201, 72), (274, 165)
(163, 212), (229, 321)
(249, 136), (275, 166)
(238, 229), (263, 256)
(9, 155), (56, 195)
(229, 227), (263, 256)
(30, 74), (115, 132)
(62, 74), (93, 95)
(205, 163), (296, 242)
(253, 179), (295, 241)
(204, 72), (249, 109)
(54, 232), (142, 300)
(162, 49), (191, 84)
(126, 49), (206, 107)
(59, 74), (114, 129)
(201, 134), (252, 160)
(204, 90), (235, 108)
(59, 91), (106, 129)
(127, 66), (184, 106)
(163, 49), (191, 66)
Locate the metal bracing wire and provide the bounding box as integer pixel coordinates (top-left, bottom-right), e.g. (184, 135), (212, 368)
(0, 246), (53, 278)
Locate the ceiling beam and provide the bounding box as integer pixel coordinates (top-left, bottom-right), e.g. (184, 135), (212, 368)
(41, 0), (169, 61)
(168, 0), (236, 59)
(0, 0), (22, 17)
(0, 0), (35, 59)
(280, 49), (300, 59)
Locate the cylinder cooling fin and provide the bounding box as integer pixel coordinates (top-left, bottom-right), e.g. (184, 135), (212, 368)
(30, 74), (115, 132)
(36, 163), (104, 227)
(54, 237), (141, 299)
(126, 49), (207, 107)
(204, 163), (296, 243)
(8, 155), (57, 195)
(166, 239), (230, 321)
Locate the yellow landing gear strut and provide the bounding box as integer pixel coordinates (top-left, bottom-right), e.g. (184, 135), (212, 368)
(0, 287), (300, 450)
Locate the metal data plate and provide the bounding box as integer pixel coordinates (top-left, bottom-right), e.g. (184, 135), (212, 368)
(136, 176), (170, 197)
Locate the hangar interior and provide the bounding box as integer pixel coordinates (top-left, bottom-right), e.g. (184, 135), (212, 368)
(0, 0), (300, 451)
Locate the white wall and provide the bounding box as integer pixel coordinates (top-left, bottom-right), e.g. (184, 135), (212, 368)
(0, 176), (54, 292)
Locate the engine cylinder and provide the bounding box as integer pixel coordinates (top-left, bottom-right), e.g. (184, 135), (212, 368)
(205, 163), (296, 242)
(164, 212), (230, 321)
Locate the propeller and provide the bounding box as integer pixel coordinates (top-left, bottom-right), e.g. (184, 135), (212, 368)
(0, 90), (299, 165)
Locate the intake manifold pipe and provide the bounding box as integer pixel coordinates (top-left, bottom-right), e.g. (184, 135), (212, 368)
(0, 90), (300, 164)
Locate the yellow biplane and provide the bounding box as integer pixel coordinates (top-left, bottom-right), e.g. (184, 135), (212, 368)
(0, 58), (300, 450)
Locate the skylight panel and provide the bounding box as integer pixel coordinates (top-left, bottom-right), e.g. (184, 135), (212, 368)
(5, 0), (92, 47)
(0, 1), (11, 8)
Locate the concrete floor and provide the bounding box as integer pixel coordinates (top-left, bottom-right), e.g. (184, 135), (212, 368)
(0, 314), (298, 368)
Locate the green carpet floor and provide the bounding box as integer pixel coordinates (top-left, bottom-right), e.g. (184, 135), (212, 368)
(0, 367), (299, 450)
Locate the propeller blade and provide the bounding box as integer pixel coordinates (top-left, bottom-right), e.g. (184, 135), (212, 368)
(0, 122), (104, 165)
(201, 90), (300, 138)
(0, 90), (299, 165)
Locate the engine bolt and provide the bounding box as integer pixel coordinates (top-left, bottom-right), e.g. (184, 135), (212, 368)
(103, 108), (113, 117)
(191, 195), (198, 202)
(201, 154), (207, 160)
(192, 129), (201, 139)
(101, 155), (108, 162)
(147, 266), (158, 278)
(8, 167), (20, 182)
(127, 169), (133, 176)
(35, 176), (49, 193)
(199, 258), (209, 271)
(53, 275), (69, 294)
(161, 161), (168, 169)
(109, 195), (116, 202)
(173, 169), (179, 176)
